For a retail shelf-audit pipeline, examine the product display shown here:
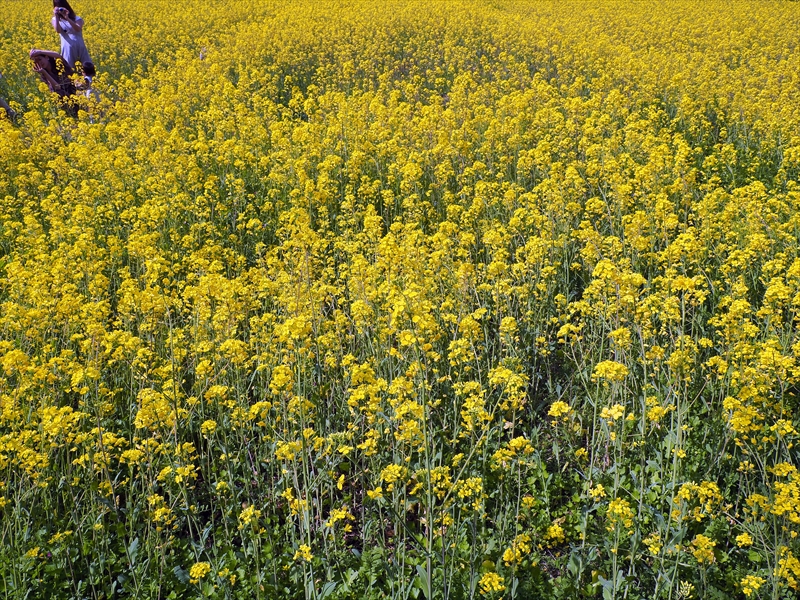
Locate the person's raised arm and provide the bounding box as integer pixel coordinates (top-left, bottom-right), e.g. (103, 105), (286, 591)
(52, 8), (83, 33)
(31, 60), (61, 93)
(52, 10), (65, 34)
(66, 15), (83, 33)
(30, 49), (74, 77)
(31, 48), (66, 61)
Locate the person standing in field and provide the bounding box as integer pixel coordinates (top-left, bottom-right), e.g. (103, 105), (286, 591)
(29, 49), (76, 97)
(29, 49), (79, 116)
(0, 72), (15, 119)
(0, 96), (12, 119)
(51, 0), (95, 80)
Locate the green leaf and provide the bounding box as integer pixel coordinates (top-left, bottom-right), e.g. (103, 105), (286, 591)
(127, 537), (139, 565)
(173, 566), (190, 584)
(415, 564), (431, 599)
(319, 581), (337, 599)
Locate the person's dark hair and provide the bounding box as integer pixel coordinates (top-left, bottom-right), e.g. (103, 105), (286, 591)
(82, 62), (95, 77)
(53, 0), (76, 21)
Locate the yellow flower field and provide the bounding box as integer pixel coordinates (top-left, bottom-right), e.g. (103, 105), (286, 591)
(1, 1), (800, 598)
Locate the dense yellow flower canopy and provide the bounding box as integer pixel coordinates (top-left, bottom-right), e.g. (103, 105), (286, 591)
(0, 1), (799, 598)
